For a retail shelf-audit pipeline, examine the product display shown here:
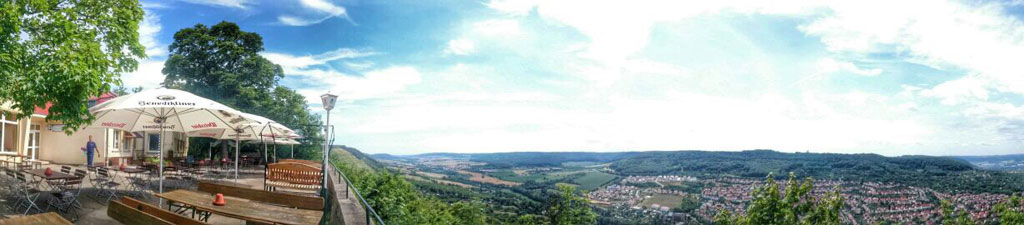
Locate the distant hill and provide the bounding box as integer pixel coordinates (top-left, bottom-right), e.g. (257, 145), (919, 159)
(374, 149), (1024, 194)
(955, 154), (1024, 171)
(332, 145), (384, 171)
(374, 151), (644, 168)
(369, 153), (408, 162)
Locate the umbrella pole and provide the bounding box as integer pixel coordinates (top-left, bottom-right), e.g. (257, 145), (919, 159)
(290, 144), (294, 159)
(234, 134), (240, 182)
(158, 120), (165, 206)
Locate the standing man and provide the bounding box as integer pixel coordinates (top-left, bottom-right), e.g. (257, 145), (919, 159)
(84, 135), (97, 166)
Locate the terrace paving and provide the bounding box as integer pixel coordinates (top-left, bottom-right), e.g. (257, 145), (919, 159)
(0, 163), (342, 225)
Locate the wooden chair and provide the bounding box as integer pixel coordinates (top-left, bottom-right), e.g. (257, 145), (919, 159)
(264, 162), (322, 193)
(107, 197), (208, 225)
(198, 181), (324, 210)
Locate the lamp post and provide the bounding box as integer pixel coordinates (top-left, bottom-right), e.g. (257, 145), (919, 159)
(320, 93), (337, 192)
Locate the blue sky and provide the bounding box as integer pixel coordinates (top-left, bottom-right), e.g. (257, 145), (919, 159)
(125, 0), (1024, 156)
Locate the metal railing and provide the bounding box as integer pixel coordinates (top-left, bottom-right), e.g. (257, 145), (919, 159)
(331, 163), (385, 225)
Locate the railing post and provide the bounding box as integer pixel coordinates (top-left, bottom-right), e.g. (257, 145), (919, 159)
(365, 205), (372, 225)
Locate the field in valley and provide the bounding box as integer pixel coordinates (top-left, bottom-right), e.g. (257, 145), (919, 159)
(458, 170), (521, 186)
(640, 193), (685, 209)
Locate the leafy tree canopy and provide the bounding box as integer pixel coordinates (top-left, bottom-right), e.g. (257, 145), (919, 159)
(545, 183), (598, 225)
(0, 0), (145, 132)
(161, 21), (322, 159)
(715, 173), (844, 225)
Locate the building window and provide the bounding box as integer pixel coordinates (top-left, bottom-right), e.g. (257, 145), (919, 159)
(111, 130), (121, 150)
(148, 133), (160, 153)
(0, 112), (17, 153)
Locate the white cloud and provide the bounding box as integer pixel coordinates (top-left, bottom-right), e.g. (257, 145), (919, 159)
(120, 60), (165, 89)
(262, 48), (376, 69)
(298, 0), (345, 15)
(344, 89), (930, 154)
(138, 11), (164, 57)
(486, 0), (538, 16)
(120, 6), (167, 90)
(444, 39), (476, 55)
(267, 49), (421, 102)
(278, 0), (347, 26)
(278, 15), (333, 26)
(178, 0), (249, 9)
(473, 19), (522, 37)
(920, 76), (990, 105)
(817, 58), (882, 76)
(292, 66), (422, 102)
(798, 0), (1024, 94)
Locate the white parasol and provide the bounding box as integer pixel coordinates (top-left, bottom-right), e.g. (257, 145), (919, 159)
(88, 88), (248, 204)
(186, 112), (296, 180)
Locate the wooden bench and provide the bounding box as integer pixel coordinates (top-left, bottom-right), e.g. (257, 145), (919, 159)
(108, 197), (209, 225)
(264, 162), (322, 193)
(278, 159), (320, 167)
(199, 181), (324, 210)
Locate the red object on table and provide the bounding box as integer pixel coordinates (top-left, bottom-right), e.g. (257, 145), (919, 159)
(119, 163), (125, 171)
(44, 167), (53, 176)
(213, 193), (226, 206)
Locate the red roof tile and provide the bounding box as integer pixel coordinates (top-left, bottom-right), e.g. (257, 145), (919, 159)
(32, 92), (118, 116)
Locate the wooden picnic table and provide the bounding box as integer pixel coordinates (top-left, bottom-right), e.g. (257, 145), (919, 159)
(157, 190), (322, 225)
(23, 169), (78, 180)
(0, 212), (73, 225)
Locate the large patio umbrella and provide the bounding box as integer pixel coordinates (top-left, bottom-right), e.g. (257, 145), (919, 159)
(245, 138), (301, 161)
(186, 125), (262, 181)
(186, 112), (295, 180)
(238, 113), (295, 164)
(88, 88), (248, 203)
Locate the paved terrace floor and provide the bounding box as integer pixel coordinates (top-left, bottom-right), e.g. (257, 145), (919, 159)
(0, 163), (365, 225)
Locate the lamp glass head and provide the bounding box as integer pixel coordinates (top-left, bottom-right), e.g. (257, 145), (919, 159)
(321, 94), (338, 110)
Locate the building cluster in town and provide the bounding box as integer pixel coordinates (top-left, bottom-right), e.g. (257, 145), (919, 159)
(620, 175), (698, 185)
(589, 177), (1015, 224)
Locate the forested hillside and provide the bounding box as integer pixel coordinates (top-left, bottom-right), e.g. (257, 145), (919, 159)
(387, 150), (1024, 194)
(956, 154), (1024, 171)
(610, 150), (1023, 194)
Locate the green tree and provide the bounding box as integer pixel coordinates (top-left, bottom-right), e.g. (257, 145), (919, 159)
(0, 0), (145, 132)
(545, 183), (598, 225)
(161, 21), (322, 160)
(715, 173), (844, 225)
(993, 194), (1024, 224)
(332, 155), (493, 225)
(112, 85), (142, 96)
(516, 214), (547, 225)
(449, 201), (489, 225)
(939, 199), (975, 225)
(942, 194), (1024, 225)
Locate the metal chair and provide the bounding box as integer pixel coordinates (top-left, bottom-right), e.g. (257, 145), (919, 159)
(60, 165), (72, 174)
(47, 169), (86, 221)
(124, 169), (152, 199)
(96, 168), (122, 203)
(88, 166), (108, 198)
(0, 168), (14, 198)
(16, 161), (33, 171)
(13, 172), (41, 215)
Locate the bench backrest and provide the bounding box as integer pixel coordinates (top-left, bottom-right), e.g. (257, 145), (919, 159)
(108, 200), (173, 225)
(265, 162), (322, 189)
(111, 197), (208, 225)
(278, 159), (320, 167)
(198, 181), (324, 210)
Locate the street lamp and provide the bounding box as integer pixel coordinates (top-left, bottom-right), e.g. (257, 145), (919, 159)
(320, 93), (337, 192)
